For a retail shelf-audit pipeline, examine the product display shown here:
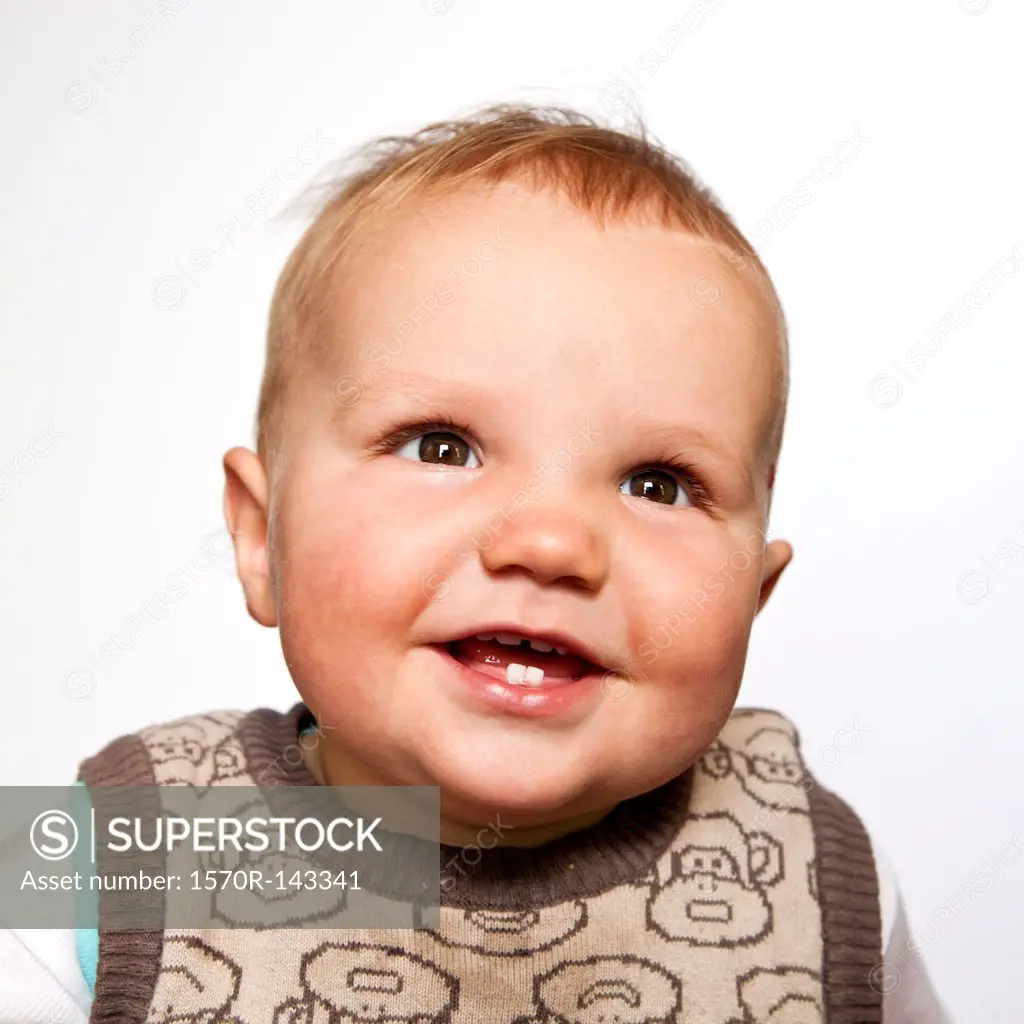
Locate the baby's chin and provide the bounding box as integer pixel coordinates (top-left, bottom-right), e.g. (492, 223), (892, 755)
(414, 733), (636, 832)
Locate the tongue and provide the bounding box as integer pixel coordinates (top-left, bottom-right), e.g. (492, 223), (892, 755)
(450, 637), (592, 680)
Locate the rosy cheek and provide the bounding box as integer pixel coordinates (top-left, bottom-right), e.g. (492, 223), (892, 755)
(282, 524), (391, 629)
(629, 539), (760, 683)
(274, 475), (435, 643)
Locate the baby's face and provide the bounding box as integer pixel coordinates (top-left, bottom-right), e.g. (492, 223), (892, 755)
(258, 181), (789, 825)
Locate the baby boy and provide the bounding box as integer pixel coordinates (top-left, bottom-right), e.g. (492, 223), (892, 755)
(4, 105), (954, 1024)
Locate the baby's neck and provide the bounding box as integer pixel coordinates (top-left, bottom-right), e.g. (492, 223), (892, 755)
(436, 805), (612, 848)
(303, 734), (613, 848)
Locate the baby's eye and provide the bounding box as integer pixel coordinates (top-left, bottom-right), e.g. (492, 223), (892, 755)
(619, 469), (691, 506)
(394, 430), (481, 468)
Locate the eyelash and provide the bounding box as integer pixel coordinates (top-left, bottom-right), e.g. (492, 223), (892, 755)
(368, 417), (718, 512)
(368, 415), (476, 458)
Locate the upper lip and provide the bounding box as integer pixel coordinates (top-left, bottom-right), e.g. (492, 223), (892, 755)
(442, 622), (610, 672)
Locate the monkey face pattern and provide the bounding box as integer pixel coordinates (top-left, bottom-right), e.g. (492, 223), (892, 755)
(148, 725), (207, 783)
(142, 713), (246, 786)
(727, 967), (823, 1023)
(737, 727), (804, 809)
(646, 813), (783, 946)
(148, 936), (241, 1024)
(209, 737), (247, 783)
(203, 840), (347, 926)
(531, 956), (681, 1024)
(700, 715), (808, 813)
(205, 848), (349, 927)
(425, 902), (587, 956)
(274, 942), (458, 1024)
(192, 793), (346, 927)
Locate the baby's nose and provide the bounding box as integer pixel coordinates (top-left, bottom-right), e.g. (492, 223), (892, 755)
(478, 505), (609, 591)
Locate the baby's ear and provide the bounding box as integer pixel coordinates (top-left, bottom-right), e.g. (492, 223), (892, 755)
(223, 447), (277, 627)
(755, 539), (792, 615)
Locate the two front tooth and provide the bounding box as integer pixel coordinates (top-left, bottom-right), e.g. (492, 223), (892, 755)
(506, 663), (545, 686)
(476, 633), (563, 687)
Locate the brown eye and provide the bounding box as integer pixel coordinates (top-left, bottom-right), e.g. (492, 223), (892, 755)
(396, 431), (479, 468)
(621, 469), (689, 506)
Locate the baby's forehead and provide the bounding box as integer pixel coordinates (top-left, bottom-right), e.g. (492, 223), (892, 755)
(342, 178), (755, 277)
(335, 179), (777, 345)
(313, 180), (784, 472)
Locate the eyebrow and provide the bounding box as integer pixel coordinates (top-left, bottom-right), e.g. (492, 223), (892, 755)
(629, 421), (726, 457)
(342, 371), (492, 411)
(348, 373), (728, 446)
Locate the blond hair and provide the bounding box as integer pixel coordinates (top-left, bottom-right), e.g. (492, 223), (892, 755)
(257, 104), (788, 478)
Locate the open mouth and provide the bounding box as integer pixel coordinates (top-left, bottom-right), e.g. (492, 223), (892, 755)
(444, 632), (602, 687)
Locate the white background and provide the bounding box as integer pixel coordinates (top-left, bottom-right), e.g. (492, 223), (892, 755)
(2, 1), (1022, 1019)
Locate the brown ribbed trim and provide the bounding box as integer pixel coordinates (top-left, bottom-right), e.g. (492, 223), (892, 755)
(78, 734), (163, 1024)
(806, 775), (883, 1023)
(238, 703), (695, 909)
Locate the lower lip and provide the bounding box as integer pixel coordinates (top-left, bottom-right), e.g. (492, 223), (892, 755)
(431, 645), (605, 719)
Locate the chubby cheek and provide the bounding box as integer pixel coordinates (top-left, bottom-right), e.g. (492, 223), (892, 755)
(623, 524), (763, 752)
(271, 466), (446, 716)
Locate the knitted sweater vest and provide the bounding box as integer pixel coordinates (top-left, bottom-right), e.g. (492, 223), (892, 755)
(77, 703), (881, 1024)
